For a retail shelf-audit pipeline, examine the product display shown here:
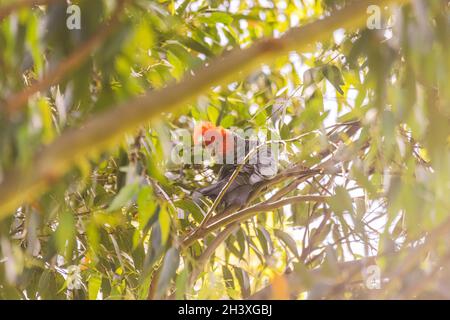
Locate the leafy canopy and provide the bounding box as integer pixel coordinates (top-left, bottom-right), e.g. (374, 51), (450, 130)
(0, 0), (449, 300)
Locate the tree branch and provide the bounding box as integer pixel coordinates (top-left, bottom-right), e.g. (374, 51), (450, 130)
(182, 195), (329, 247)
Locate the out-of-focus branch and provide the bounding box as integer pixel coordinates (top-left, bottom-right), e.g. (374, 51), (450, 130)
(0, 0), (410, 219)
(4, 0), (127, 115)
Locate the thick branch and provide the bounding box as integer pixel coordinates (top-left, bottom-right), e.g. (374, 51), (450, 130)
(0, 0), (410, 219)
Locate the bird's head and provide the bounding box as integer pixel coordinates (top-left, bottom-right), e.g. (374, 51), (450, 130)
(193, 121), (233, 155)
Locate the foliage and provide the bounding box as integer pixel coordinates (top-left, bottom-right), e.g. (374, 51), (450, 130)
(0, 0), (449, 300)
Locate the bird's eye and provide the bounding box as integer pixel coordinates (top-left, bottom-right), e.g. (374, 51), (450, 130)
(205, 136), (216, 145)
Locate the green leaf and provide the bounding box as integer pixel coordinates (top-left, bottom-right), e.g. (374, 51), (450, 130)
(88, 273), (102, 300)
(256, 227), (272, 256)
(222, 266), (235, 290)
(328, 186), (354, 215)
(233, 267), (250, 298)
(167, 50), (185, 80)
(207, 106), (220, 124)
(226, 236), (244, 260)
(303, 67), (324, 86)
(175, 267), (189, 300)
(137, 185), (156, 230)
(174, 199), (204, 223)
(38, 97), (54, 144)
(274, 229), (299, 258)
(199, 12), (233, 25)
(155, 248), (180, 298)
(181, 38), (214, 57)
(108, 182), (139, 212)
(176, 0), (192, 15)
(322, 65), (345, 95)
(159, 207), (171, 245)
(54, 211), (75, 258)
(38, 270), (57, 300)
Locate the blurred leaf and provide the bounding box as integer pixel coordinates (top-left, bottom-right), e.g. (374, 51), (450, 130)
(159, 207), (171, 245)
(108, 182), (139, 212)
(54, 211), (75, 258)
(274, 229), (299, 259)
(322, 65), (345, 95)
(137, 185), (156, 230)
(198, 12), (233, 25)
(233, 267), (250, 298)
(155, 247), (180, 298)
(88, 273), (102, 300)
(328, 186), (354, 215)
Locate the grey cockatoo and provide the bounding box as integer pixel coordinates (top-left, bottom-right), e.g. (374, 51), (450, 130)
(192, 122), (277, 212)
